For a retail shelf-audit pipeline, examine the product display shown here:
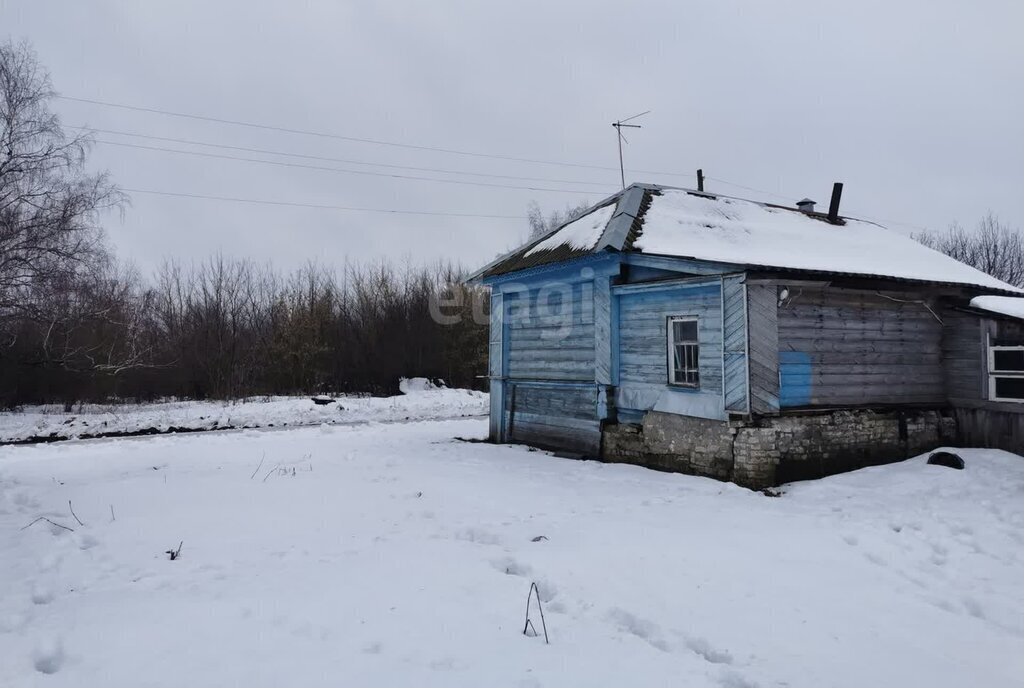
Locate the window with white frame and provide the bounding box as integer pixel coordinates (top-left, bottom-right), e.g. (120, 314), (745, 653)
(989, 343), (1024, 401)
(667, 316), (700, 387)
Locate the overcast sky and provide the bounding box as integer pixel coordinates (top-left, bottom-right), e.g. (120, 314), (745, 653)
(5, 1), (1023, 275)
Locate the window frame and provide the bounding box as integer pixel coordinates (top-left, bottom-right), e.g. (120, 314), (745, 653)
(666, 315), (700, 388)
(988, 344), (1024, 402)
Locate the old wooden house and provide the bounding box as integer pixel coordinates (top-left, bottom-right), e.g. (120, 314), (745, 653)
(468, 183), (1024, 488)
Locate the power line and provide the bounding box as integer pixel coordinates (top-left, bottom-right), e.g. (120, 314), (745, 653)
(62, 96), (934, 232)
(62, 94), (692, 176)
(71, 126), (612, 188)
(112, 138), (927, 231)
(95, 139), (612, 195)
(120, 187), (526, 218)
(705, 175), (791, 203)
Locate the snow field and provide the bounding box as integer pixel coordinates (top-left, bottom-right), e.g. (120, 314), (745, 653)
(0, 380), (487, 443)
(1, 419), (1022, 687)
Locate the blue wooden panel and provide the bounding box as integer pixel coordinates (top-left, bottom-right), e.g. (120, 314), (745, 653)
(594, 275), (612, 385)
(489, 292), (505, 441)
(506, 381), (601, 455)
(503, 279), (596, 382)
(487, 252), (619, 288)
(617, 408), (645, 424)
(614, 279), (726, 420)
(747, 283), (780, 413)
(722, 275), (749, 413)
(610, 283), (621, 386)
(623, 265), (682, 283)
(779, 350), (812, 407)
(504, 285), (594, 328)
(622, 254), (745, 276)
(723, 354), (747, 410)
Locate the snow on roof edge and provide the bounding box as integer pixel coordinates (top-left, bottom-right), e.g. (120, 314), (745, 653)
(970, 295), (1024, 320)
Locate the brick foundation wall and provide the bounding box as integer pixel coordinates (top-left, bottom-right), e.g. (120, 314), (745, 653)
(602, 409), (957, 489)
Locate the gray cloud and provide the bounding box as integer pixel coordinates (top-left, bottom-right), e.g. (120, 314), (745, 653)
(6, 0), (1022, 274)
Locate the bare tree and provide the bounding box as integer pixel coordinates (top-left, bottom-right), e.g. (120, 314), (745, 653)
(526, 200), (592, 240)
(915, 214), (1024, 287)
(0, 40), (123, 343)
(0, 42), (490, 408)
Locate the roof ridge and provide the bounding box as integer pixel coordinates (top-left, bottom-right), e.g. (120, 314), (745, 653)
(595, 185), (647, 251)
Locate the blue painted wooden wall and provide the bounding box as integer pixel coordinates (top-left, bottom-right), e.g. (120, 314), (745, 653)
(485, 254), (960, 454)
(487, 255), (620, 452)
(484, 255), (753, 451)
(613, 277), (741, 421)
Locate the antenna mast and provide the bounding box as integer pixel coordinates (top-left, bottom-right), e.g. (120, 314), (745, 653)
(611, 110), (650, 189)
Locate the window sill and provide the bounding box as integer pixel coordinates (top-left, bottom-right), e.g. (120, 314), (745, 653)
(666, 383), (702, 393)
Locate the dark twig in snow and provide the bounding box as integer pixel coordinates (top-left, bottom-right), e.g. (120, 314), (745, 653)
(250, 452), (266, 479)
(68, 500), (84, 526)
(166, 541), (183, 560)
(110, 504), (116, 522)
(523, 582), (549, 644)
(21, 517), (75, 533)
(262, 464), (282, 482)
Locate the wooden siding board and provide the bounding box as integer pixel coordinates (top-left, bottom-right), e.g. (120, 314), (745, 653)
(942, 310), (984, 401)
(503, 279), (597, 383)
(747, 283), (780, 413)
(488, 292), (505, 441)
(777, 287), (944, 408)
(613, 279), (727, 420)
(494, 261), (610, 451)
(507, 423), (601, 455)
(595, 275), (612, 385)
(505, 382), (601, 454)
(722, 275), (749, 413)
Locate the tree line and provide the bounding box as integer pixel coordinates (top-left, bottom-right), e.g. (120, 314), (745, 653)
(1, 254), (488, 408)
(0, 40), (487, 408)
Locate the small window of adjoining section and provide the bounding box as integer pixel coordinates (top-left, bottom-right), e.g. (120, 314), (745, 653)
(989, 344), (1024, 402)
(668, 316), (700, 387)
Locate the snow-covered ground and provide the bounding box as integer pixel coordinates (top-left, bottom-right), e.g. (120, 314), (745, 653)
(1, 422), (1022, 687)
(0, 379), (486, 443)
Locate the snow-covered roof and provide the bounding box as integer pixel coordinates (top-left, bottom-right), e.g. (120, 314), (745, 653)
(970, 295), (1024, 320)
(525, 203), (616, 256)
(470, 184), (1021, 294)
(633, 190), (1019, 291)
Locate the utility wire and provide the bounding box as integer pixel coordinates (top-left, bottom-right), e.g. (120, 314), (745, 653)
(63, 96), (932, 232)
(95, 139), (612, 195)
(109, 136), (927, 231)
(705, 175), (791, 203)
(120, 187), (526, 218)
(62, 94), (692, 176)
(71, 126), (612, 187)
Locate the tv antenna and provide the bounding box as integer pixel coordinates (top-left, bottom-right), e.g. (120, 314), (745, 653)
(611, 110), (650, 189)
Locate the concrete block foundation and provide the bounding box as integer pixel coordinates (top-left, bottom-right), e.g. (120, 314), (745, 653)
(601, 408), (957, 489)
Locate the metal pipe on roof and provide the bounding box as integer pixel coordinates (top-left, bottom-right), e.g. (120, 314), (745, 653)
(828, 182), (844, 223)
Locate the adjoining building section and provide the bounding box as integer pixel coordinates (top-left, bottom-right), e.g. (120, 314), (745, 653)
(468, 183), (1024, 489)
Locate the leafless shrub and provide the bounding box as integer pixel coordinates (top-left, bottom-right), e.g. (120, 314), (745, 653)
(915, 214), (1024, 287)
